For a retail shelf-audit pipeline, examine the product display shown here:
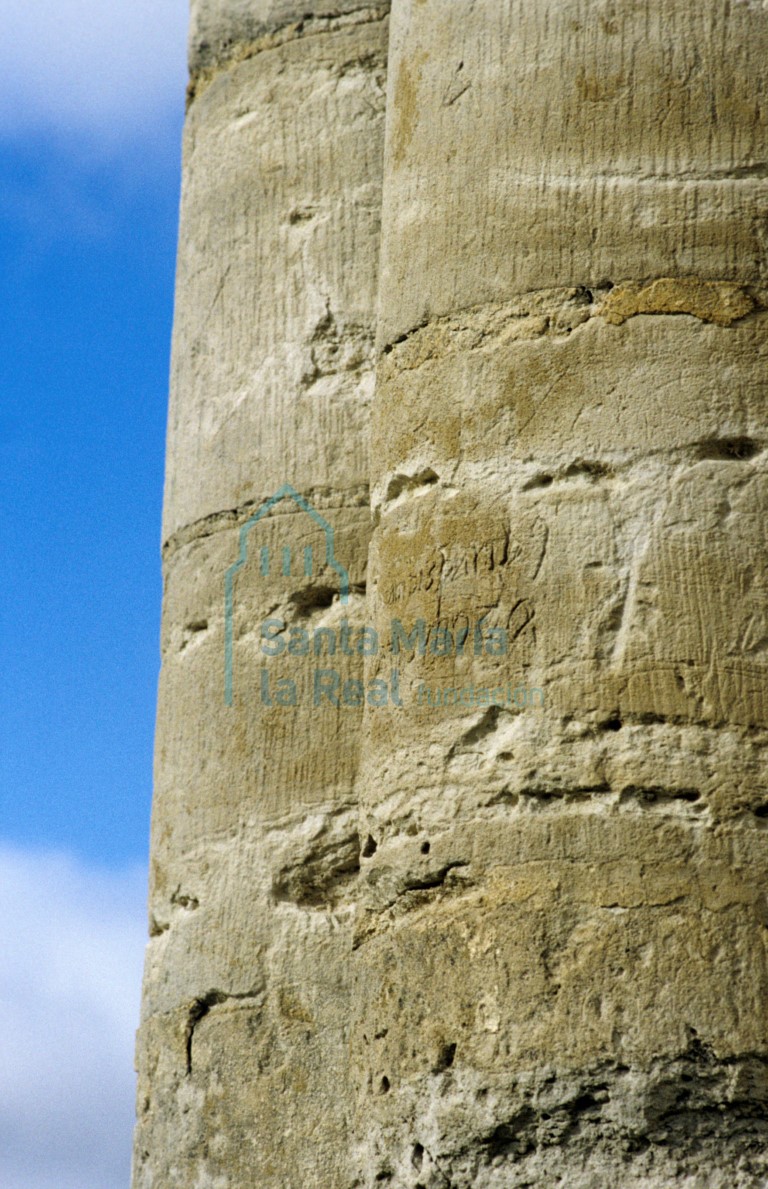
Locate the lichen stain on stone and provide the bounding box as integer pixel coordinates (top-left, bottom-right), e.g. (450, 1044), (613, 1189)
(575, 67), (626, 102)
(392, 52), (428, 166)
(601, 277), (755, 327)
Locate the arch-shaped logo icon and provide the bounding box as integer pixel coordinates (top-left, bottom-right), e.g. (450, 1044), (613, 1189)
(224, 484), (350, 704)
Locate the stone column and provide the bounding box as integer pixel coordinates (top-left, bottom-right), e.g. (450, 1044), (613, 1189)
(353, 1), (768, 1185)
(132, 3), (388, 1185)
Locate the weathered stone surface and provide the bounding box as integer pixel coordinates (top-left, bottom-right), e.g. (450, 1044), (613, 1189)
(371, 293), (768, 485)
(601, 277), (757, 327)
(377, 0), (768, 347)
(133, 7), (388, 1186)
(137, 0), (768, 1185)
(189, 0), (389, 76)
(165, 17), (388, 538)
(136, 917), (353, 1187)
(352, 0), (768, 1184)
(142, 506), (369, 1016)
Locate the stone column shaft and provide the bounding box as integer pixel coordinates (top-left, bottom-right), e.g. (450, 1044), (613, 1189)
(133, 5), (389, 1185)
(352, 2), (768, 1185)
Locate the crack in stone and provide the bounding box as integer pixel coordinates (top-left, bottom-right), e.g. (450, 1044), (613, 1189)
(187, 5), (390, 106)
(162, 484), (370, 560)
(185, 987), (264, 1075)
(377, 281), (766, 361)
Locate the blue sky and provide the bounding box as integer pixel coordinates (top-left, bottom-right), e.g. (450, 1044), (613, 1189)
(0, 133), (178, 864)
(0, 2), (188, 1185)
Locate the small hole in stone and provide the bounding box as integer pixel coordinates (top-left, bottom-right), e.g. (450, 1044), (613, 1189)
(522, 472), (554, 491)
(380, 1076), (390, 1094)
(362, 834), (378, 857)
(601, 716), (622, 732)
(755, 805), (768, 818)
(572, 1093), (599, 1112)
(411, 1143), (424, 1170)
(572, 285), (593, 304)
(434, 1042), (456, 1071)
(697, 436), (761, 462)
(421, 840), (431, 854)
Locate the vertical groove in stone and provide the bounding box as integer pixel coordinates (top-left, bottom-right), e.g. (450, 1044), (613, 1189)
(354, 1), (768, 1185)
(132, 5), (389, 1186)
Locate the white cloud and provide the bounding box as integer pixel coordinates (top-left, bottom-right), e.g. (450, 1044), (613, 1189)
(0, 846), (148, 1189)
(0, 0), (188, 141)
